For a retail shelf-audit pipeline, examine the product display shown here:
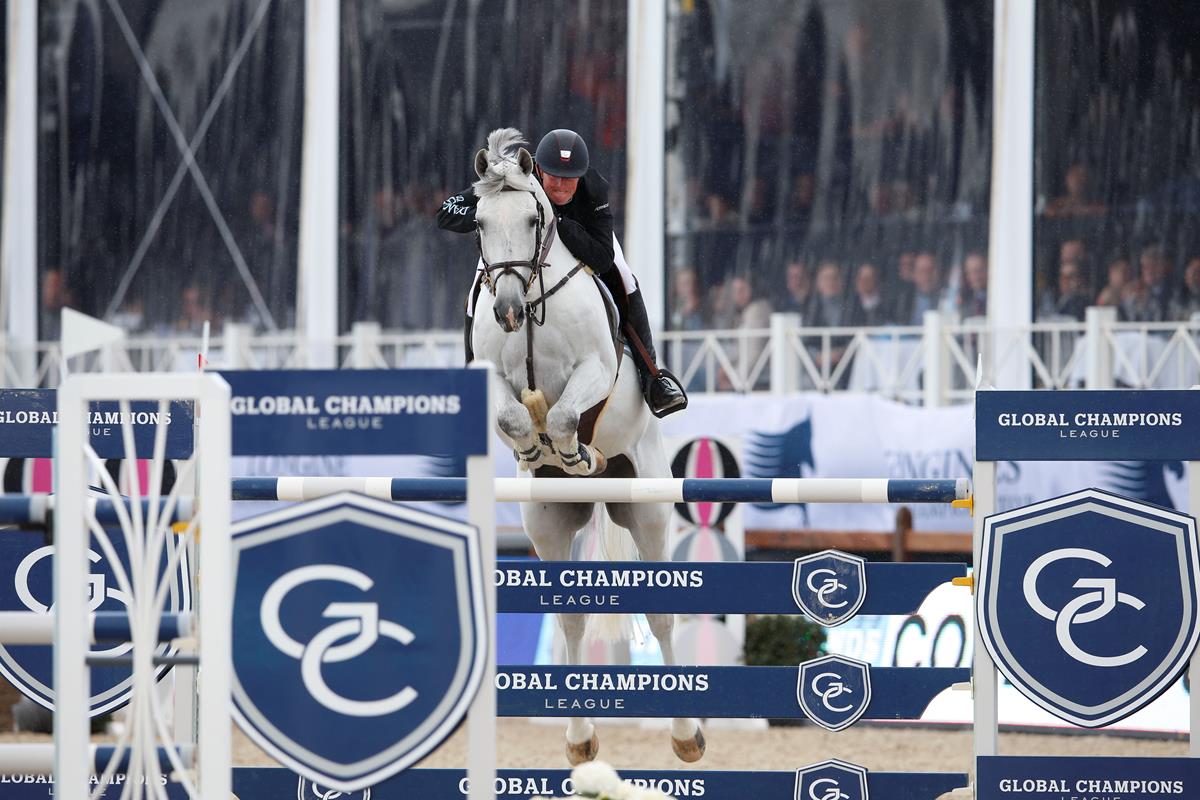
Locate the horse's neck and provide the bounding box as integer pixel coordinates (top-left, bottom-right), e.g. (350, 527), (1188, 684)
(528, 233), (591, 305)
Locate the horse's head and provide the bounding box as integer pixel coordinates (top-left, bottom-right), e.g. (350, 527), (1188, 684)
(473, 128), (552, 333)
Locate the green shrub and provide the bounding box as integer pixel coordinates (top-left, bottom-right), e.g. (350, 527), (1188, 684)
(743, 614), (826, 666)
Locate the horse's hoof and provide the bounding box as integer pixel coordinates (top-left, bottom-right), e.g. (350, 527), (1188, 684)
(672, 728), (706, 763)
(566, 732), (600, 765)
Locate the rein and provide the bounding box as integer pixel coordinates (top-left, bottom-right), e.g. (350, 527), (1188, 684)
(476, 191), (586, 394)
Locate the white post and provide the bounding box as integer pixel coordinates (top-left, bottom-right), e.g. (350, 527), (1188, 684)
(973, 457), (999, 759)
(223, 322), (252, 369)
(769, 312), (801, 394)
(351, 321), (382, 369)
(625, 0), (666, 332)
(922, 310), (948, 408)
(1084, 305), (1115, 390)
(466, 362), (496, 800)
(196, 375), (232, 797)
(53, 382), (90, 798)
(1, 0), (38, 388)
(298, 0), (339, 368)
(987, 0), (1035, 391)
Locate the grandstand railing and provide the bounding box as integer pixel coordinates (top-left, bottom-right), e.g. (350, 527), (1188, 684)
(5, 307), (1200, 404)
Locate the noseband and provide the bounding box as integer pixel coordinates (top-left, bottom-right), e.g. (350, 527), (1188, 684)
(476, 189), (549, 297)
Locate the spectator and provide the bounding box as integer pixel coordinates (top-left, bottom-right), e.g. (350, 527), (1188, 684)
(670, 267), (706, 330)
(1170, 258), (1200, 319)
(1095, 255), (1134, 313)
(1120, 278), (1153, 323)
(957, 251), (988, 319)
(1059, 239), (1090, 278)
(895, 251), (943, 325)
(1039, 261), (1089, 321)
(1137, 244), (1174, 321)
(847, 262), (890, 326)
(806, 261), (850, 327)
(40, 268), (75, 341)
(725, 274), (773, 389)
(174, 285), (213, 335)
(782, 259), (813, 316)
(1044, 162), (1107, 217)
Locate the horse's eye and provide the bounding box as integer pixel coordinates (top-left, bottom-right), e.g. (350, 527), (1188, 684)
(528, 218), (537, 228)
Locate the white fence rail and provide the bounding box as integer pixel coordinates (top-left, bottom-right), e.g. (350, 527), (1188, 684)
(5, 307), (1200, 404)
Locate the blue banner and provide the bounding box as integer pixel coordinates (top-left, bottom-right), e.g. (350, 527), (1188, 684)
(976, 390), (1200, 461)
(977, 756), (1198, 799)
(0, 767), (969, 799)
(494, 665), (965, 720)
(0, 389), (193, 459)
(219, 369), (488, 457)
(495, 561), (965, 616)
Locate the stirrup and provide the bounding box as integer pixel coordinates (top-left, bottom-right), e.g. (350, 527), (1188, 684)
(648, 368), (688, 419)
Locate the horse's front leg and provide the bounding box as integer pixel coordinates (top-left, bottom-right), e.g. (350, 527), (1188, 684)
(494, 375), (547, 470)
(546, 356), (611, 476)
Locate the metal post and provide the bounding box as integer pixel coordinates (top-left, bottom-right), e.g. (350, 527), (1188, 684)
(223, 323), (252, 369)
(1, 0), (38, 388)
(298, 0), (340, 367)
(972, 457), (999, 758)
(466, 361), (496, 800)
(625, 0), (667, 331)
(769, 312), (801, 394)
(923, 310), (947, 408)
(1084, 305), (1115, 390)
(987, 0), (1035, 391)
(351, 322), (382, 369)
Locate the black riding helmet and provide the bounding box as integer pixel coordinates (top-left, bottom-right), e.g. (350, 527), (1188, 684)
(534, 129), (590, 178)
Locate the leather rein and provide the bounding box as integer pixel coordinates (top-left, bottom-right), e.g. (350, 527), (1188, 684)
(475, 190), (587, 392)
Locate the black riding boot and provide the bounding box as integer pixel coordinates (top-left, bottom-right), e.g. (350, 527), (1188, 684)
(464, 314), (474, 363)
(624, 290), (688, 417)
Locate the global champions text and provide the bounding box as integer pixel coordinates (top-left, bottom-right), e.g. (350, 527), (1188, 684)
(996, 411), (1183, 439)
(496, 567), (704, 609)
(231, 394), (461, 430)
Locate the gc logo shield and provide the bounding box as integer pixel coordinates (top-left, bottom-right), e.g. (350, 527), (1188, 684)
(232, 493), (486, 792)
(792, 550), (867, 626)
(797, 655), (872, 732)
(0, 515), (191, 716)
(977, 488), (1200, 728)
(794, 759), (869, 800)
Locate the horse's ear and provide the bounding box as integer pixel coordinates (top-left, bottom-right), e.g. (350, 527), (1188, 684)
(517, 147), (534, 175)
(474, 148), (489, 178)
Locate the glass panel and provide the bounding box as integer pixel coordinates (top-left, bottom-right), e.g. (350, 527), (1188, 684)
(666, 0), (993, 331)
(38, 1), (304, 339)
(1035, 0), (1200, 323)
(340, 0), (627, 332)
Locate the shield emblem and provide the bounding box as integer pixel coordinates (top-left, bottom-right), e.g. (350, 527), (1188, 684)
(794, 759), (869, 800)
(977, 488), (1200, 728)
(231, 492), (486, 793)
(792, 550), (867, 626)
(0, 508), (191, 716)
(797, 655), (872, 732)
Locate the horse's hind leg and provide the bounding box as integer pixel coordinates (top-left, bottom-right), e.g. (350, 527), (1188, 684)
(606, 499), (706, 763)
(521, 499), (601, 765)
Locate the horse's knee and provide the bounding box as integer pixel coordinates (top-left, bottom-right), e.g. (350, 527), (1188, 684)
(546, 405), (579, 443)
(498, 404), (535, 442)
(646, 613), (675, 640)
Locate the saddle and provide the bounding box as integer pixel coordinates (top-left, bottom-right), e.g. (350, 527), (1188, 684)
(465, 273), (623, 445)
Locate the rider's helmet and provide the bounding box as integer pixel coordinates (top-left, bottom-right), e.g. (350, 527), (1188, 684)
(534, 129), (590, 178)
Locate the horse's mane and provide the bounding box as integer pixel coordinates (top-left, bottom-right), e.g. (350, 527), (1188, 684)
(473, 127), (535, 197)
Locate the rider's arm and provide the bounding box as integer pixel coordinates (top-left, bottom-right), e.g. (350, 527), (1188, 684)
(557, 172), (616, 274)
(436, 187), (479, 233)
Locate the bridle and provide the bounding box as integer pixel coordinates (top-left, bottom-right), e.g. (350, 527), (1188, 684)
(474, 188), (587, 328)
(474, 186), (589, 393)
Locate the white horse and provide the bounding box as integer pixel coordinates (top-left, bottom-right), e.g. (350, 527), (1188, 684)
(470, 128), (705, 765)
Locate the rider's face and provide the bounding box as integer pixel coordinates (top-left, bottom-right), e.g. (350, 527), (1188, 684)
(541, 173), (580, 206)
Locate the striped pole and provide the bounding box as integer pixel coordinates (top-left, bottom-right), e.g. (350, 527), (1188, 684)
(231, 477), (970, 504)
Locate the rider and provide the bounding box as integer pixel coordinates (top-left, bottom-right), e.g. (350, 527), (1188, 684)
(437, 128), (688, 418)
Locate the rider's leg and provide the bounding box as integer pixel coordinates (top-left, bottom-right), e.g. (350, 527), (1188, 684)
(464, 264), (484, 363)
(623, 287), (688, 417)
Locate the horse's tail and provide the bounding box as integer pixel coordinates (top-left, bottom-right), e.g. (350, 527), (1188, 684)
(586, 506), (639, 644)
